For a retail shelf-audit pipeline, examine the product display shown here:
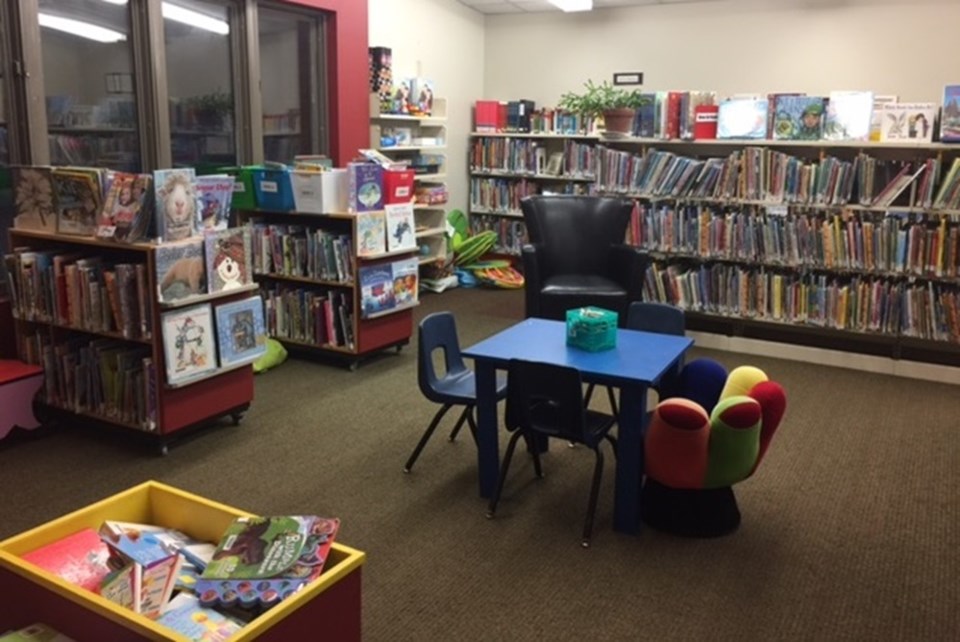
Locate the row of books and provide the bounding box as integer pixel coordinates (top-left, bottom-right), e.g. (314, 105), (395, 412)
(17, 333), (157, 430)
(628, 205), (960, 280)
(469, 214), (528, 256)
(250, 224), (354, 284)
(262, 285), (355, 350)
(632, 91), (717, 140)
(469, 177), (539, 216)
(6, 251), (151, 341)
(469, 138), (597, 179)
(642, 262), (960, 343)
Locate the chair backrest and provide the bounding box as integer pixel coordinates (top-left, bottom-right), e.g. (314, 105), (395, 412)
(418, 312), (469, 401)
(505, 359), (586, 442)
(520, 195), (632, 276)
(626, 302), (686, 336)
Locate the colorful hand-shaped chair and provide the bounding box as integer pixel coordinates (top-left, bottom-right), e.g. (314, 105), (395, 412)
(641, 360), (787, 537)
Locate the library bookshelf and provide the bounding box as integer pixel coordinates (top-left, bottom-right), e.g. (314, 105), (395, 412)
(370, 94), (451, 276)
(0, 481), (365, 641)
(236, 208), (418, 369)
(7, 229), (255, 453)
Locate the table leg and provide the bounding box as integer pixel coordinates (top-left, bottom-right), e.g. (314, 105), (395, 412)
(474, 361), (500, 499)
(613, 381), (647, 535)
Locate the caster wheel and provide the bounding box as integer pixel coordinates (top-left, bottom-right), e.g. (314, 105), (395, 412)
(348, 361), (359, 372)
(231, 412), (245, 426)
(395, 345), (403, 354)
(485, 512), (494, 519)
(158, 444), (169, 456)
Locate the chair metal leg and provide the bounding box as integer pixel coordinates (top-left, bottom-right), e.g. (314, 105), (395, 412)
(530, 439), (544, 479)
(605, 386), (619, 418)
(464, 406), (479, 445)
(604, 434), (618, 459)
(582, 447), (605, 548)
(404, 403), (454, 473)
(486, 430), (525, 518)
(584, 382), (597, 407)
(447, 405), (472, 442)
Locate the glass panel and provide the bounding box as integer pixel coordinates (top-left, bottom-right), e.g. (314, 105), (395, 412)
(164, 0), (237, 169)
(258, 7), (326, 163)
(38, 0), (140, 171)
(0, 15), (8, 168)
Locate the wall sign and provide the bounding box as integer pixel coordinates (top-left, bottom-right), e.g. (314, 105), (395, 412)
(613, 72), (643, 86)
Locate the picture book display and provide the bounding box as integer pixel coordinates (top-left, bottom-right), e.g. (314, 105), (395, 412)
(359, 263), (395, 317)
(716, 98), (768, 139)
(772, 96), (825, 140)
(52, 167), (103, 236)
(97, 172), (153, 242)
(155, 238), (206, 303)
(154, 168), (197, 242)
(870, 94), (898, 141)
(21, 528), (111, 593)
(879, 103), (937, 143)
(12, 166), (58, 232)
(356, 209), (387, 256)
(391, 257), (419, 308)
(161, 303), (218, 385)
(347, 162), (384, 212)
(215, 295), (267, 367)
(195, 515), (340, 609)
(155, 593), (244, 642)
(204, 227), (253, 293)
(823, 91), (874, 141)
(941, 85), (960, 142)
(195, 175), (235, 232)
(385, 202), (416, 252)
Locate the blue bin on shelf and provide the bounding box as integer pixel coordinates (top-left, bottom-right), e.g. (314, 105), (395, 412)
(252, 166), (295, 211)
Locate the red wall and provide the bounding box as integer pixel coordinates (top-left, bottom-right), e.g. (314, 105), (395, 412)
(279, 0), (368, 166)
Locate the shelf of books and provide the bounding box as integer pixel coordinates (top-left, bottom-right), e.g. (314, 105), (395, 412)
(0, 481), (364, 641)
(5, 166), (266, 452)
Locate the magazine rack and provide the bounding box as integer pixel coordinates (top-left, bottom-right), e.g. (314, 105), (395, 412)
(0, 481), (365, 641)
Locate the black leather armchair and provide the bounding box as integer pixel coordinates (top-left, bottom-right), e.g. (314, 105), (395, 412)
(520, 195), (648, 325)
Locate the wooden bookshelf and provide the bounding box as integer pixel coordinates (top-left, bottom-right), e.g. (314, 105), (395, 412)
(7, 229), (255, 452)
(158, 283), (259, 309)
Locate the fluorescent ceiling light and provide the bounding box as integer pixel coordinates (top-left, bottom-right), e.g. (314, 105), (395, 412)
(98, 0), (230, 35)
(548, 0), (593, 11)
(38, 13), (126, 43)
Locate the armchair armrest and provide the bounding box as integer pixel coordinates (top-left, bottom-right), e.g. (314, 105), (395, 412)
(521, 243), (544, 319)
(608, 244), (649, 300)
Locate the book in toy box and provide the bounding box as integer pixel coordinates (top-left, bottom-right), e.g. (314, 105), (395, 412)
(155, 593), (244, 642)
(97, 525), (183, 618)
(195, 515), (340, 609)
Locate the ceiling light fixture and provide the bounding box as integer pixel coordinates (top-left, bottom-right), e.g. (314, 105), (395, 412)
(38, 13), (126, 43)
(547, 0), (593, 12)
(98, 0), (229, 35)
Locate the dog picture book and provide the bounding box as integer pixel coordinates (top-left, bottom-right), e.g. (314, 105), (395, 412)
(215, 295), (267, 367)
(385, 202), (417, 252)
(204, 227), (253, 294)
(156, 238), (206, 303)
(195, 175), (235, 232)
(154, 168), (198, 242)
(161, 303), (218, 384)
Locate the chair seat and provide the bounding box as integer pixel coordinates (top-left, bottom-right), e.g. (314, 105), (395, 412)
(431, 370), (508, 405)
(542, 275), (626, 297)
(582, 410), (617, 448)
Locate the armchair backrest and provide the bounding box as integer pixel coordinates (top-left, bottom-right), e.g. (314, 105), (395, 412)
(418, 312), (469, 403)
(505, 359), (587, 443)
(520, 195), (633, 276)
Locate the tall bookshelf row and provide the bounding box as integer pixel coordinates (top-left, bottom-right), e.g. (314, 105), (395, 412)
(467, 131), (960, 364)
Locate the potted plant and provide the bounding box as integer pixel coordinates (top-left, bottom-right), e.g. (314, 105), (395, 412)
(188, 90), (233, 131)
(558, 80), (646, 135)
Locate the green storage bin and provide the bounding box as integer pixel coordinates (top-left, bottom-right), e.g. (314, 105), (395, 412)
(566, 307), (618, 352)
(215, 165), (257, 210)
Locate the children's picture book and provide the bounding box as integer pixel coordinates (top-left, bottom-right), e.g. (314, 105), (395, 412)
(359, 263), (395, 317)
(161, 303), (218, 384)
(195, 175), (235, 232)
(391, 257), (419, 308)
(99, 561), (140, 612)
(97, 172), (153, 241)
(870, 94), (898, 141)
(154, 168), (197, 242)
(196, 515), (339, 609)
(99, 520), (216, 571)
(21, 528), (112, 593)
(823, 91), (874, 141)
(385, 202), (416, 252)
(155, 238), (206, 303)
(12, 166), (58, 232)
(215, 295), (267, 367)
(52, 168), (102, 236)
(98, 526), (183, 618)
(940, 85), (960, 142)
(155, 593), (244, 642)
(716, 98), (768, 139)
(204, 227), (253, 293)
(772, 96), (825, 140)
(879, 103), (937, 143)
(356, 210), (387, 256)
(348, 162), (384, 212)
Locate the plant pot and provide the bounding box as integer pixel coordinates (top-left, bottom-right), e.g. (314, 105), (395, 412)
(602, 108), (636, 134)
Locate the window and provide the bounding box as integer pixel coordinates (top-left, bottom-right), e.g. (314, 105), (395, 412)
(0, 13), (8, 168)
(164, 0), (237, 168)
(258, 6), (327, 162)
(38, 0), (141, 170)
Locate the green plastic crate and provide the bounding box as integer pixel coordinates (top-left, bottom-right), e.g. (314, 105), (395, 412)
(216, 165), (257, 210)
(566, 307), (618, 352)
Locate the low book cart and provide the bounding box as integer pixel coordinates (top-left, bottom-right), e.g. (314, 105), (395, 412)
(0, 481), (365, 641)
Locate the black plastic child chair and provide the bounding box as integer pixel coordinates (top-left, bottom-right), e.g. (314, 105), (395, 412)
(486, 359), (618, 547)
(404, 312), (507, 473)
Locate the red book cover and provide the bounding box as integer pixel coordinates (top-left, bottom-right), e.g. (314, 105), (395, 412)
(383, 169), (415, 205)
(693, 105), (719, 140)
(22, 528), (112, 593)
(665, 92), (683, 139)
(497, 102), (508, 133)
(475, 100), (499, 132)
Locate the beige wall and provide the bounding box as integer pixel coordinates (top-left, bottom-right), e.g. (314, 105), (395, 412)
(368, 0), (485, 215)
(483, 0), (960, 107)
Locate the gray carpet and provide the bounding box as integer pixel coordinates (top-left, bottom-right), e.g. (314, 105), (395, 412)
(1, 287), (958, 640)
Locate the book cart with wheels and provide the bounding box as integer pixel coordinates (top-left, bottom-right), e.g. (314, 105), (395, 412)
(370, 94), (451, 279)
(593, 136), (960, 365)
(6, 229), (256, 455)
(0, 481), (365, 641)
(236, 208), (419, 370)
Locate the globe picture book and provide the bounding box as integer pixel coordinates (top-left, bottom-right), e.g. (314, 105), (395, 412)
(215, 295), (267, 367)
(772, 96), (825, 140)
